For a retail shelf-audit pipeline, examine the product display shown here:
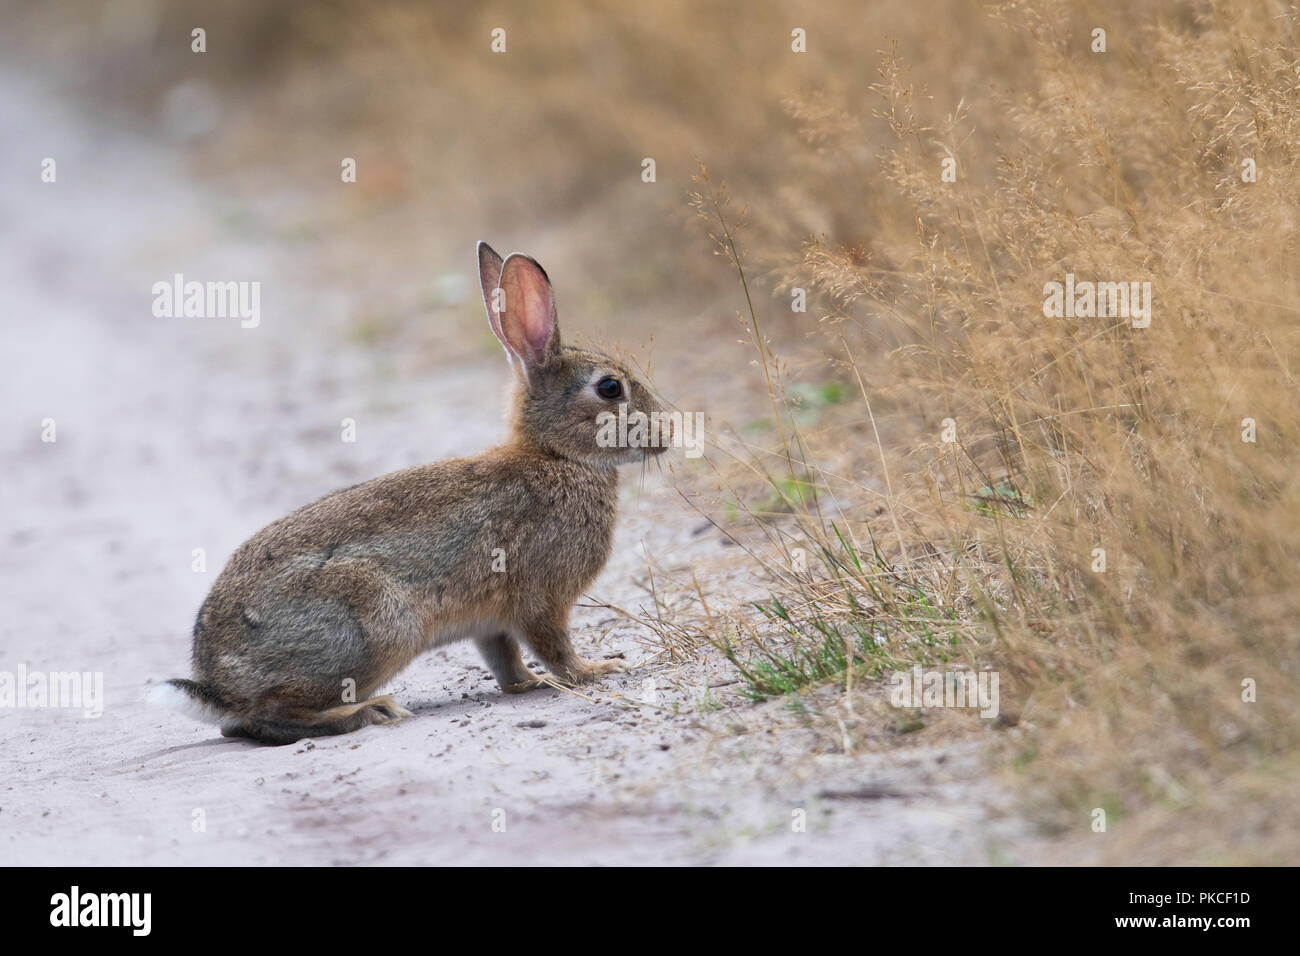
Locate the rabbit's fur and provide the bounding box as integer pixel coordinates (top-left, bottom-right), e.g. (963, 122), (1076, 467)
(151, 242), (668, 744)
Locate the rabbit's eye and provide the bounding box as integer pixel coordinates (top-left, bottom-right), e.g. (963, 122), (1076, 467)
(595, 377), (623, 400)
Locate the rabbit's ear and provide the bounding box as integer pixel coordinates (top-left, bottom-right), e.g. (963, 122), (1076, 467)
(497, 253), (561, 380)
(477, 241), (508, 353)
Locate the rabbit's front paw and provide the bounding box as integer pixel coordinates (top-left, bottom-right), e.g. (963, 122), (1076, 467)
(501, 659), (625, 693)
(502, 673), (560, 694)
(568, 657), (627, 683)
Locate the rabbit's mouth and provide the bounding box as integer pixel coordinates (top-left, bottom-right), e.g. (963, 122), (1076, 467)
(590, 404), (675, 461)
(608, 445), (661, 465)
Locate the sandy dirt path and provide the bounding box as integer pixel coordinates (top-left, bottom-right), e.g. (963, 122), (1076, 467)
(0, 75), (1022, 865)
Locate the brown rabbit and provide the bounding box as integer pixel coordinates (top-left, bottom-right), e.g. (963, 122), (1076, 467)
(150, 242), (669, 744)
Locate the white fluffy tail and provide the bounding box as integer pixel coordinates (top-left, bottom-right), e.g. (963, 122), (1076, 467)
(146, 678), (229, 726)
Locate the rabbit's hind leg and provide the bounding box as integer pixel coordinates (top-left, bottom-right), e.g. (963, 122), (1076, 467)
(223, 694), (412, 745)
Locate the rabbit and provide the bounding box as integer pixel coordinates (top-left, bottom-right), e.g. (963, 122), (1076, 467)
(149, 241), (670, 744)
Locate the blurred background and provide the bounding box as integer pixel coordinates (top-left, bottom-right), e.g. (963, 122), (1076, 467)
(0, 0), (1035, 410)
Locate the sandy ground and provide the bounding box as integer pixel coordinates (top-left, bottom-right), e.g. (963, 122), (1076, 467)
(0, 74), (1025, 865)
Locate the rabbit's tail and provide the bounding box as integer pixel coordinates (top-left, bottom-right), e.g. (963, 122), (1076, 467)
(146, 677), (231, 725)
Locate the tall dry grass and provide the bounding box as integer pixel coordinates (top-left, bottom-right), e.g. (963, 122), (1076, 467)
(703, 0), (1300, 861)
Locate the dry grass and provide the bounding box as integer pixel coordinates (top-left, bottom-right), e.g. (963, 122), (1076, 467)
(700, 1), (1300, 862)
